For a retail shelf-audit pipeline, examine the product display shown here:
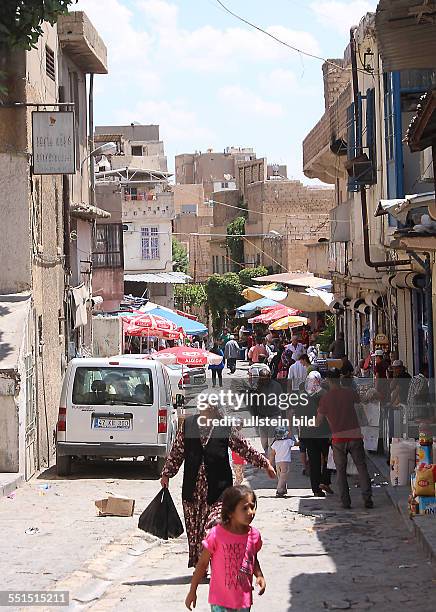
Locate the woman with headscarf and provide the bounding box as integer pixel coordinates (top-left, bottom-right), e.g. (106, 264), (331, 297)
(160, 402), (276, 568)
(299, 371), (333, 497)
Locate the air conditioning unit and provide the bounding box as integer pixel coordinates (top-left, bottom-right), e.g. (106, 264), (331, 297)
(122, 223), (134, 233)
(420, 147), (434, 182)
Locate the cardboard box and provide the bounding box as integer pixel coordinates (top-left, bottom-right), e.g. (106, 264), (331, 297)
(416, 496), (436, 515)
(95, 494), (135, 517)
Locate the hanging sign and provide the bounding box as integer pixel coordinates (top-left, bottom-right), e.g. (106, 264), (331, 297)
(32, 111), (75, 174)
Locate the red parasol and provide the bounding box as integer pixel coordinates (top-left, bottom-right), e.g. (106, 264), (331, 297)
(249, 306), (302, 324)
(152, 346), (223, 366)
(122, 313), (184, 340)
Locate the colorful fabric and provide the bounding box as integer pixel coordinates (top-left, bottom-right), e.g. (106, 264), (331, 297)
(161, 427), (268, 567)
(204, 524), (261, 609)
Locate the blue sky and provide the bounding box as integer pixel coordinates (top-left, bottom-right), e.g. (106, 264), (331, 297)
(75, 0), (378, 183)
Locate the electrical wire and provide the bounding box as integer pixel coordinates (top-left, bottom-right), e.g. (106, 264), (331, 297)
(214, 0), (374, 76)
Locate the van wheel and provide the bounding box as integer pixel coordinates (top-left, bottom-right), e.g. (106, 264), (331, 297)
(56, 454), (72, 476)
(153, 456), (166, 477)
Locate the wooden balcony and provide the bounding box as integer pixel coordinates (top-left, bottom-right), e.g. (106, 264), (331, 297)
(303, 84), (351, 184)
(58, 12), (107, 74)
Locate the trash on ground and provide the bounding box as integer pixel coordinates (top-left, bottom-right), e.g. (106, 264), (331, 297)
(6, 492), (16, 499)
(398, 564), (417, 569)
(95, 495), (135, 517)
(25, 527), (40, 535)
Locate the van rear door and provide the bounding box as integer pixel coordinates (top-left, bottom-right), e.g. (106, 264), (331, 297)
(67, 364), (158, 444)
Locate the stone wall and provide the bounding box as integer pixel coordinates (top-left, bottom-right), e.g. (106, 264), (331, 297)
(245, 180), (335, 272)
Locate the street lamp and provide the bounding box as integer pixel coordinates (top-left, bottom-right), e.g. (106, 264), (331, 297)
(81, 142), (117, 206)
(81, 141), (117, 172)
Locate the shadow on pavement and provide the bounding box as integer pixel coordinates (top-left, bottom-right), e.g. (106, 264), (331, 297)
(123, 575), (195, 587)
(284, 472), (436, 611)
(37, 459), (160, 481)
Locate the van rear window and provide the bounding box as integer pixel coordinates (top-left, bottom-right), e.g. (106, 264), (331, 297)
(72, 367), (153, 406)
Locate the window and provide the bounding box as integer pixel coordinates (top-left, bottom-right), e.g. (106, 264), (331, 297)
(221, 181), (229, 189)
(181, 204), (197, 214)
(366, 88), (376, 164)
(45, 46), (55, 81)
(72, 367), (153, 406)
(131, 146), (142, 156)
(92, 224), (123, 268)
(384, 74), (395, 163)
(141, 227), (159, 259)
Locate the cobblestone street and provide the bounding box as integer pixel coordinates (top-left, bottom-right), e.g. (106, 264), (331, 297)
(1, 434), (435, 611)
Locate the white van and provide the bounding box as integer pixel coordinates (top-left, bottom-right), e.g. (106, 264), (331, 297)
(56, 357), (177, 476)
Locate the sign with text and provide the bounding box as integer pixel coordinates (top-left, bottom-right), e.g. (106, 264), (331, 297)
(32, 111), (75, 174)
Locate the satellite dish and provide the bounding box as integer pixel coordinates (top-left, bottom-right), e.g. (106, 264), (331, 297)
(223, 174), (233, 181)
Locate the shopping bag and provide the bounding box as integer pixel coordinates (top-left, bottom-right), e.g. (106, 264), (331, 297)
(327, 447), (336, 470)
(346, 455), (358, 476)
(138, 488), (184, 540)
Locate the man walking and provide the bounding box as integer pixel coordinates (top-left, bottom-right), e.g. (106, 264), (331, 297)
(287, 354), (310, 392)
(224, 335), (240, 374)
(248, 336), (268, 364)
(286, 335), (305, 362)
(316, 369), (373, 509)
(253, 368), (282, 454)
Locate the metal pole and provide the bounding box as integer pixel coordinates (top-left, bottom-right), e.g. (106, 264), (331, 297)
(425, 255), (434, 381)
(88, 74), (95, 206)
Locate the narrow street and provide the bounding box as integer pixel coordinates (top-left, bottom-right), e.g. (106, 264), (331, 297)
(1, 368), (435, 611)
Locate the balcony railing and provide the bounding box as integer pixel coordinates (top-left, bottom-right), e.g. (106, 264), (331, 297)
(303, 84), (351, 182)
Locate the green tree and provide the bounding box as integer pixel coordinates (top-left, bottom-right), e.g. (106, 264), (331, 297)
(317, 314), (336, 352)
(172, 238), (188, 274)
(0, 1), (77, 49)
(226, 216), (245, 269)
(174, 283), (207, 311)
(205, 273), (243, 331)
(239, 266), (268, 287)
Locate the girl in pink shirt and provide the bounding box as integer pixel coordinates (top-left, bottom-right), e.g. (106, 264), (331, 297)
(185, 485), (266, 612)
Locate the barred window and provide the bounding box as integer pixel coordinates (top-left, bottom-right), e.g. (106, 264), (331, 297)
(46, 45), (55, 81)
(141, 227), (159, 260)
(92, 224), (123, 268)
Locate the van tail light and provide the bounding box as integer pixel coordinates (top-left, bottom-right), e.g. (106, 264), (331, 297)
(57, 407), (66, 432)
(158, 409), (167, 433)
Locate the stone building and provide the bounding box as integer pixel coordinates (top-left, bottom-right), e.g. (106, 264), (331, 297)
(95, 125), (188, 308)
(172, 184), (213, 282)
(303, 10), (436, 377)
(0, 11), (107, 477)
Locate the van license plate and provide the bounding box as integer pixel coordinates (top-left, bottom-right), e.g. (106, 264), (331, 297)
(93, 418), (131, 429)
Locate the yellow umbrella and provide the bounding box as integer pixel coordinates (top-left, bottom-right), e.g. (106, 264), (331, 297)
(241, 284), (287, 301)
(269, 315), (308, 331)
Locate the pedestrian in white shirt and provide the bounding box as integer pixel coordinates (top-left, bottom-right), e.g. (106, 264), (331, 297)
(269, 426), (295, 497)
(285, 336), (305, 362)
(287, 354), (310, 391)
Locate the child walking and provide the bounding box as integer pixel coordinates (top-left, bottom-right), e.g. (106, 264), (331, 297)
(269, 426), (295, 497)
(185, 485), (266, 612)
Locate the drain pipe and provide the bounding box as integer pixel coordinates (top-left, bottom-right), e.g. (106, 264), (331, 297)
(409, 251), (434, 380)
(350, 28), (410, 270)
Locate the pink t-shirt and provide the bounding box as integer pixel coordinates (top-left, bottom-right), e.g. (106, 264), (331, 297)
(203, 524), (262, 609)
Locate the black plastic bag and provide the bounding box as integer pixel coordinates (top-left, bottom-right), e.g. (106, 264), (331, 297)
(138, 488), (184, 540)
